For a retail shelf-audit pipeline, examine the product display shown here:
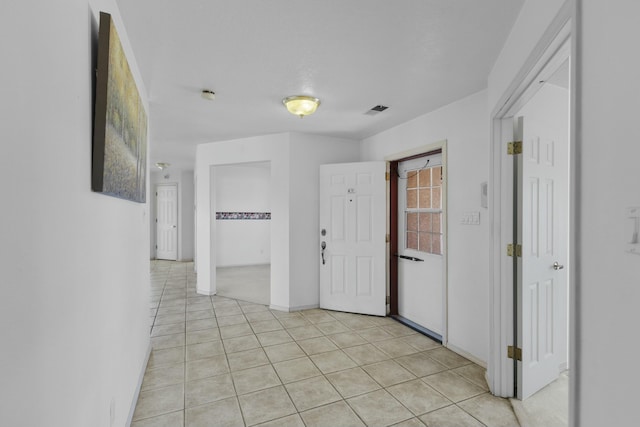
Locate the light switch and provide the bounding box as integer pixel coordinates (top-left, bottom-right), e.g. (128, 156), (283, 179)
(461, 211), (480, 225)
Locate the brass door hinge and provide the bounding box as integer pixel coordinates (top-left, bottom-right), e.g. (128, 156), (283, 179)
(385, 172), (390, 181)
(508, 345), (522, 361)
(507, 244), (522, 257)
(507, 141), (523, 155)
(385, 234), (390, 243)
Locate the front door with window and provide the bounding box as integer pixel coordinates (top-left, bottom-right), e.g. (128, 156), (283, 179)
(396, 152), (445, 337)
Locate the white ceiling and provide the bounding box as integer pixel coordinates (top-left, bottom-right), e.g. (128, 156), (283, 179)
(117, 0), (524, 170)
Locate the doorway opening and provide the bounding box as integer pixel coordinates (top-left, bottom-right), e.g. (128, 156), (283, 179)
(213, 162), (271, 306)
(488, 10), (572, 425)
(387, 142), (448, 344)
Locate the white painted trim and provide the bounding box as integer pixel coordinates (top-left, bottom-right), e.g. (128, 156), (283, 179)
(568, 5), (580, 425)
(126, 341), (151, 427)
(383, 140), (447, 162)
(197, 288), (216, 296)
(270, 303), (319, 312)
(447, 343), (487, 369)
(490, 1), (573, 119)
(488, 1), (572, 399)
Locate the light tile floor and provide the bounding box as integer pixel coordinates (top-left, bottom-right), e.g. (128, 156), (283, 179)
(136, 261), (520, 427)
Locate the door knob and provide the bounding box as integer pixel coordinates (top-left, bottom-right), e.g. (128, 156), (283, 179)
(321, 241), (326, 265)
(553, 261), (564, 270)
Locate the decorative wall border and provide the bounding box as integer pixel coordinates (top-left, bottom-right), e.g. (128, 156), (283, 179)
(216, 212), (271, 220)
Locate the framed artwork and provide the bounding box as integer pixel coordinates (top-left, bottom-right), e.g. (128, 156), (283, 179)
(92, 12), (147, 203)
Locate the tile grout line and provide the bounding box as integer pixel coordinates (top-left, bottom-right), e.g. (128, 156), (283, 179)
(140, 261), (519, 427)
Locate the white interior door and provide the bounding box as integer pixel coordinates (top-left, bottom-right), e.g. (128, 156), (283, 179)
(516, 103), (569, 399)
(397, 153), (444, 336)
(156, 184), (178, 260)
(319, 162), (386, 316)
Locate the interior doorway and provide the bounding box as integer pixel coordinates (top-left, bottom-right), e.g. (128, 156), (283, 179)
(213, 162), (271, 305)
(488, 14), (572, 425)
(156, 183), (178, 261)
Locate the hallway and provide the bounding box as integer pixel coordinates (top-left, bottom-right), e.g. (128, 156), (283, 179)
(135, 261), (520, 426)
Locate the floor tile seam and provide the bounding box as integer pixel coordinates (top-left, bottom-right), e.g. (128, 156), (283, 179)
(183, 333), (188, 426)
(342, 389), (410, 427)
(416, 402), (486, 425)
(452, 390), (498, 407)
(149, 275), (170, 334)
(416, 350), (469, 372)
(150, 326), (187, 339)
(448, 399), (492, 427)
(369, 342), (421, 360)
(273, 357), (325, 386)
(365, 368), (419, 390)
(131, 409), (185, 426)
(421, 365), (484, 389)
(135, 381), (186, 416)
(426, 382), (488, 406)
(384, 381), (456, 418)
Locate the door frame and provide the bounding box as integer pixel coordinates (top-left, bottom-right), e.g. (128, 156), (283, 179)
(386, 140), (448, 346)
(488, 1), (575, 402)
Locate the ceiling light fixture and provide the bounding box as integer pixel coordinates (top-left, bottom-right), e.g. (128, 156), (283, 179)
(201, 89), (216, 100)
(155, 162), (170, 170)
(282, 95), (320, 118)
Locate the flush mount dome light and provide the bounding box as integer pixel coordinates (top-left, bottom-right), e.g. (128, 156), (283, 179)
(155, 162), (170, 170)
(282, 95), (320, 118)
(201, 89), (216, 100)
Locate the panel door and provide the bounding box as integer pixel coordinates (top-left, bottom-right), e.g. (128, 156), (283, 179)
(319, 162), (386, 316)
(156, 184), (178, 260)
(517, 113), (569, 399)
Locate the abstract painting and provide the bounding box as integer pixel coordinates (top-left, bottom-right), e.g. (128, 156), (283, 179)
(92, 12), (147, 203)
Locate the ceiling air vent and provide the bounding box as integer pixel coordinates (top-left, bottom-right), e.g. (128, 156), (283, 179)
(364, 105), (390, 116)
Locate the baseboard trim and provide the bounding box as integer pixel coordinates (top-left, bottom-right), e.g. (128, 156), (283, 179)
(197, 288), (216, 296)
(269, 303), (319, 312)
(126, 340), (152, 427)
(447, 342), (487, 369)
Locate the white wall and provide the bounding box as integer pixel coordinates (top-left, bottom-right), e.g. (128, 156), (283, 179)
(574, 1), (640, 425)
(0, 1), (151, 426)
(150, 169), (195, 261)
(488, 0), (567, 111)
(361, 91), (490, 364)
(214, 163), (271, 267)
(289, 133), (361, 309)
(196, 134), (291, 308)
(195, 133), (360, 310)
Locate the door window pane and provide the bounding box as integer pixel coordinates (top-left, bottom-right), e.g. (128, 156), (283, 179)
(407, 213), (418, 232)
(404, 164), (444, 256)
(407, 231), (418, 250)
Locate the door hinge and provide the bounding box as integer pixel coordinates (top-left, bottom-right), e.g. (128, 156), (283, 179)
(385, 234), (390, 243)
(508, 345), (522, 361)
(507, 244), (522, 257)
(385, 172), (390, 181)
(507, 140), (523, 155)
